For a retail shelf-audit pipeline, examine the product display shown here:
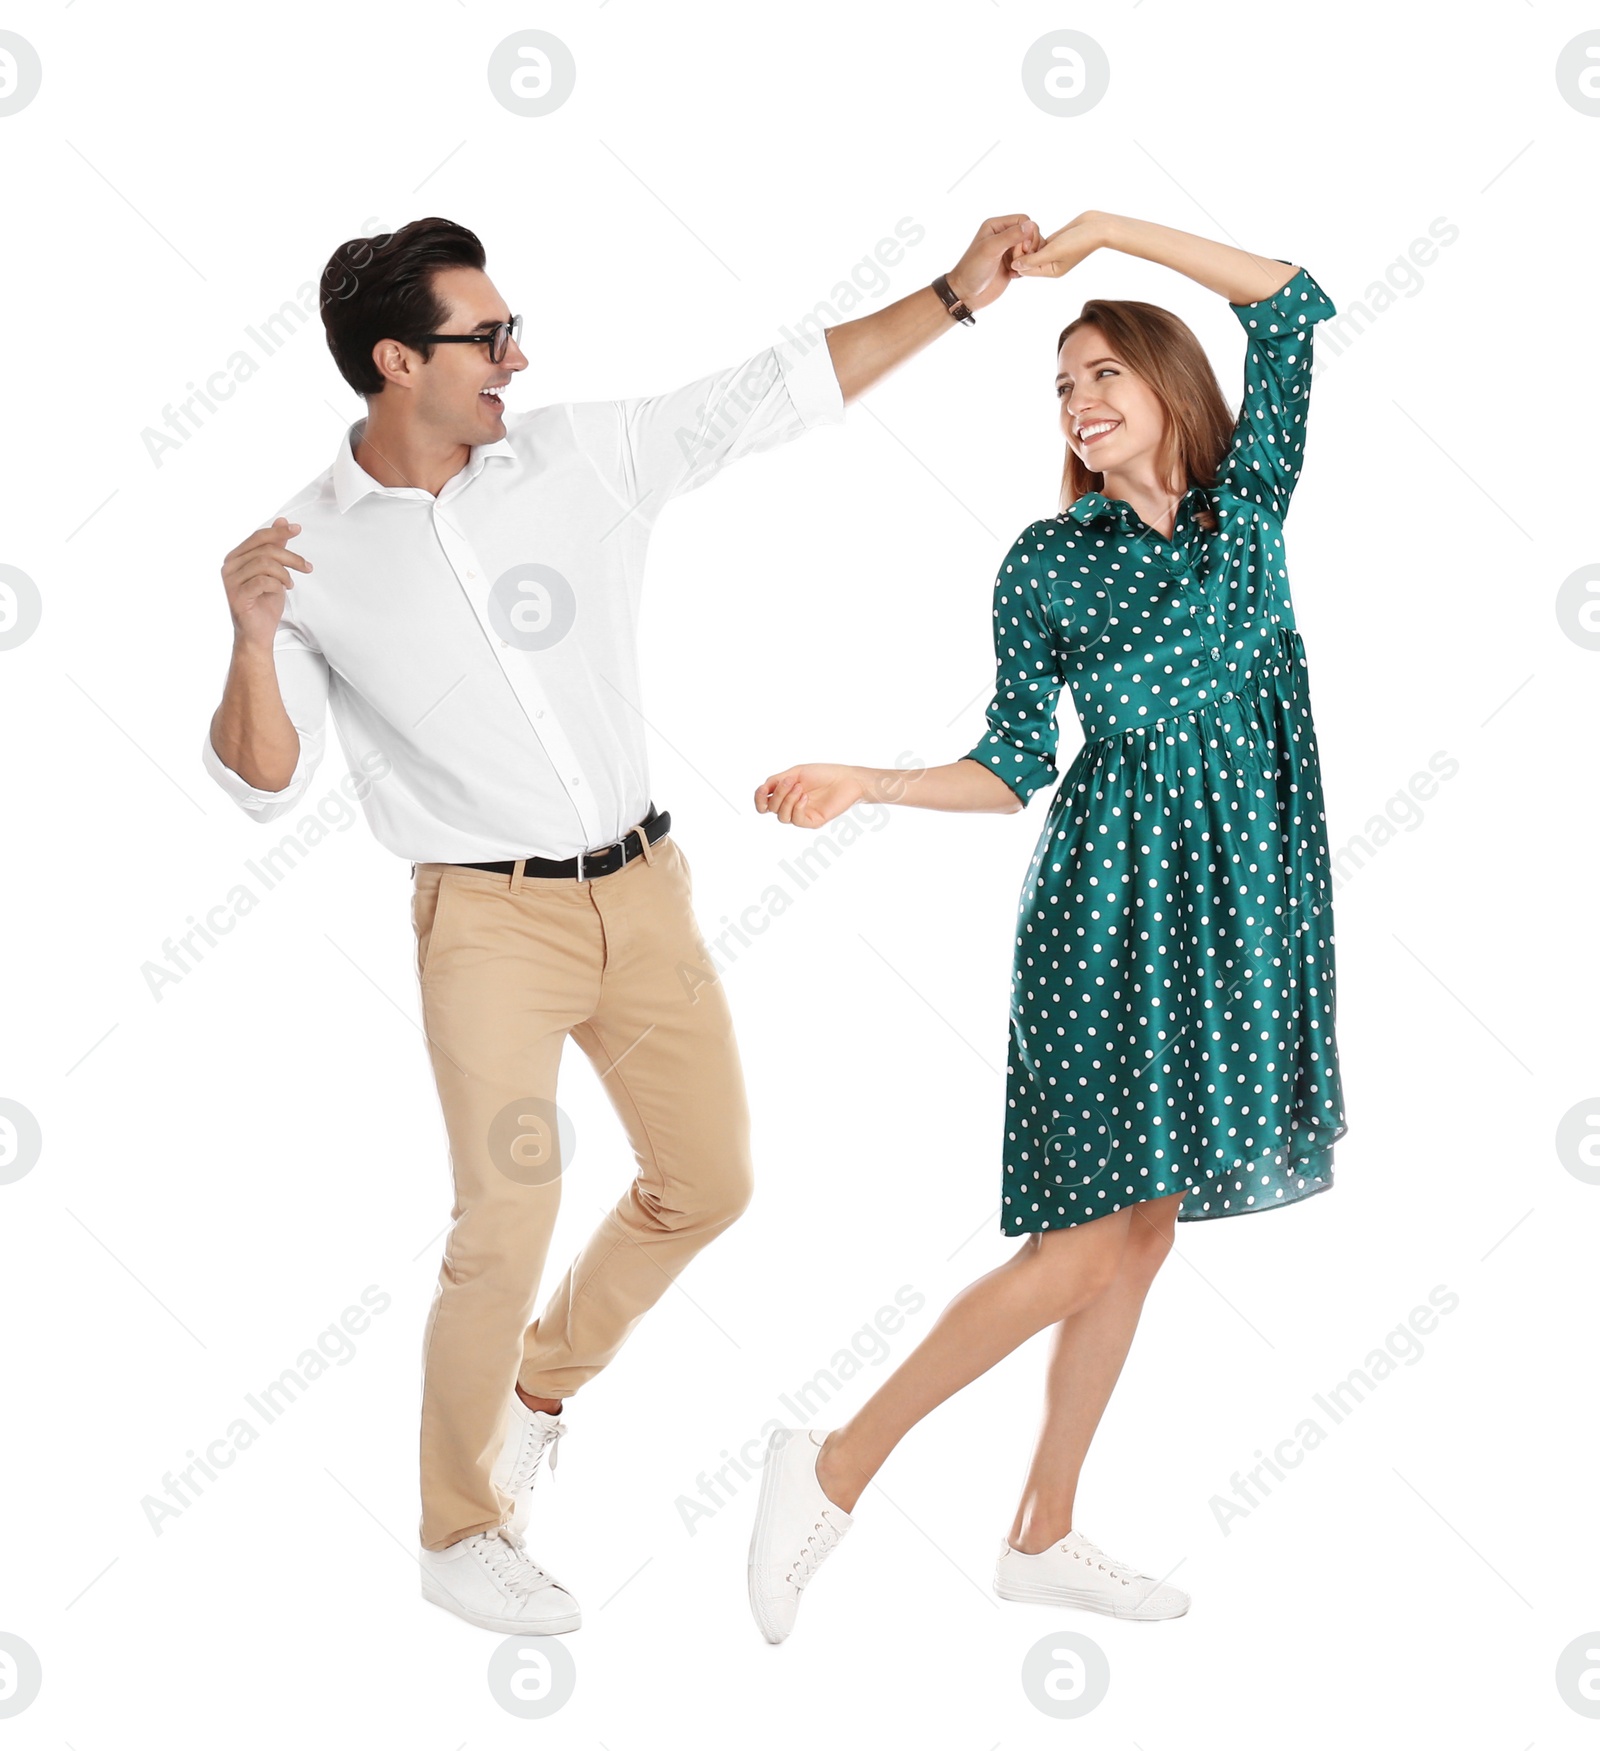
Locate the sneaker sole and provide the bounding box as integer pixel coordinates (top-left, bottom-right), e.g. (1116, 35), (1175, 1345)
(746, 1429), (799, 1643)
(993, 1575), (1188, 1621)
(421, 1574), (581, 1635)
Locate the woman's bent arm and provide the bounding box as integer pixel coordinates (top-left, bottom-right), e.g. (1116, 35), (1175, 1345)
(1017, 209), (1298, 306)
(754, 755), (1023, 829)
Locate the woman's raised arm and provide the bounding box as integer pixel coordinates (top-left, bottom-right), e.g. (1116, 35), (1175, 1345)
(1014, 210), (1298, 306)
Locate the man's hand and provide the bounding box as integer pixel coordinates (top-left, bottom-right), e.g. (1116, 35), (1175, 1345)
(946, 213), (1045, 309)
(1009, 210), (1115, 282)
(210, 516), (309, 794)
(823, 212), (1043, 401)
(222, 517), (311, 648)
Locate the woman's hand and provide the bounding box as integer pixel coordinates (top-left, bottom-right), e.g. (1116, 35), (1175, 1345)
(753, 763), (868, 829)
(1010, 210), (1117, 281)
(947, 214), (1045, 310)
(755, 757), (1024, 823)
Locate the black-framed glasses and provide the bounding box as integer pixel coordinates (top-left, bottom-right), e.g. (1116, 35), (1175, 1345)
(419, 314), (523, 365)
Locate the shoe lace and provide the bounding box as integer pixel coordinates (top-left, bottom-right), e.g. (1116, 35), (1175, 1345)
(507, 1416), (565, 1493)
(786, 1510), (845, 1588)
(1066, 1536), (1145, 1588)
(475, 1524), (557, 1597)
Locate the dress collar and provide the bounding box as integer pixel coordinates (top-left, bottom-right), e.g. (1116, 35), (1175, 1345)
(1065, 483), (1210, 535)
(333, 416), (520, 514)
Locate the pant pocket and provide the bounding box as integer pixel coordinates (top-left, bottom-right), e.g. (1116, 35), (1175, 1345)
(412, 865), (460, 985)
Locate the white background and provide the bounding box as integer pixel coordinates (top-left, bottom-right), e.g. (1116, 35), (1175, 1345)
(2, 0), (1596, 1743)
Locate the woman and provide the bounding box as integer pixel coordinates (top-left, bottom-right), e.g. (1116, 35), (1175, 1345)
(745, 211), (1348, 1643)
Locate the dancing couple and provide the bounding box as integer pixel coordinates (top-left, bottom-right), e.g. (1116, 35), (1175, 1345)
(203, 205), (1345, 1641)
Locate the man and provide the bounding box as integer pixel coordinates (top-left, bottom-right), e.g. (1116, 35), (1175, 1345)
(203, 211), (1039, 1635)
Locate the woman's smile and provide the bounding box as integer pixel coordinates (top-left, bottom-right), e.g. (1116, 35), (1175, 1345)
(1074, 417), (1122, 449)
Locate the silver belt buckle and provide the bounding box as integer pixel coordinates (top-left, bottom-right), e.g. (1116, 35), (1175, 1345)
(577, 832), (622, 882)
(580, 813), (652, 882)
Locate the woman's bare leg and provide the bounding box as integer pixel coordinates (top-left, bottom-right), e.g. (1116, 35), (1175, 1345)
(814, 1208), (1135, 1514)
(1008, 1191), (1184, 1552)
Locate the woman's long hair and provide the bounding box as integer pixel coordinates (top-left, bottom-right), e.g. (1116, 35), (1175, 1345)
(1057, 300), (1236, 534)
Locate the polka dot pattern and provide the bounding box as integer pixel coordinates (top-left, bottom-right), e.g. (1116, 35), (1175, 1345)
(963, 264), (1348, 1234)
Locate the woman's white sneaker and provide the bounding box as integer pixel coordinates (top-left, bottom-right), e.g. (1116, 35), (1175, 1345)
(993, 1529), (1189, 1620)
(491, 1394), (566, 1533)
(747, 1428), (853, 1643)
(420, 1524), (581, 1635)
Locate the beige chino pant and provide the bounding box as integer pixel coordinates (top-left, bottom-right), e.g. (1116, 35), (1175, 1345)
(410, 826), (751, 1550)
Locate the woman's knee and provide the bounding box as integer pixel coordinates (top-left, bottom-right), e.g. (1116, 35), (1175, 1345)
(1122, 1198), (1180, 1279)
(1018, 1224), (1126, 1319)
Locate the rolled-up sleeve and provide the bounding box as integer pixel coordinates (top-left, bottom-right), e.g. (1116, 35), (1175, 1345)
(609, 335), (845, 514)
(1220, 262), (1337, 518)
(961, 523), (1069, 807)
(201, 610), (330, 821)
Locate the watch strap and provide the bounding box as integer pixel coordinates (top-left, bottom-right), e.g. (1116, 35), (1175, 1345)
(932, 272), (976, 326)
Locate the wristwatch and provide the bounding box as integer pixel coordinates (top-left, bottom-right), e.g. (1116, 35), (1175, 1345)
(931, 272), (975, 326)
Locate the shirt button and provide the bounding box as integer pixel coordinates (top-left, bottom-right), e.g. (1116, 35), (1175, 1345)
(570, 776), (580, 787)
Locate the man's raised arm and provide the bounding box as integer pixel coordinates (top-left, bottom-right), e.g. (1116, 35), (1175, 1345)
(595, 214), (1042, 516)
(823, 214), (1041, 402)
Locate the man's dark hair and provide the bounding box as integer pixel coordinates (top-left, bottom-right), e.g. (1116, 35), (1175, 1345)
(319, 217), (487, 397)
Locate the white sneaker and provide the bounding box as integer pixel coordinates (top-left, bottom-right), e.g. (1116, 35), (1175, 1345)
(747, 1427), (853, 1644)
(993, 1529), (1189, 1620)
(491, 1394), (566, 1533)
(420, 1524), (581, 1635)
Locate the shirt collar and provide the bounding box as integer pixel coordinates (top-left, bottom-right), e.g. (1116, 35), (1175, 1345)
(332, 416), (520, 514)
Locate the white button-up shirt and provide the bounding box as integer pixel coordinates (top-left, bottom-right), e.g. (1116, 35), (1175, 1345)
(202, 338), (845, 860)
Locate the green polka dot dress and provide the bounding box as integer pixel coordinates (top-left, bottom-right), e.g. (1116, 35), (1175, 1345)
(965, 263), (1347, 1234)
